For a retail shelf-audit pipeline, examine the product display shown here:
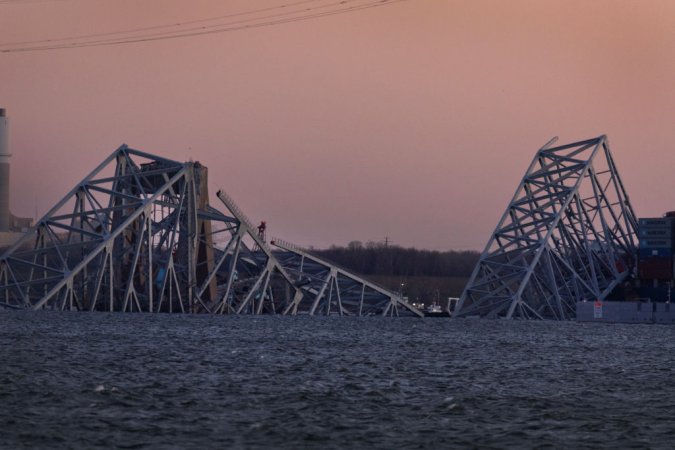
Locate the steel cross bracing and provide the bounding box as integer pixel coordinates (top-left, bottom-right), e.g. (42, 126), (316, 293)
(209, 189), (304, 315)
(454, 136), (638, 320)
(0, 146), (303, 314)
(0, 146), (234, 312)
(0, 146), (201, 312)
(271, 239), (423, 317)
(0, 145), (415, 317)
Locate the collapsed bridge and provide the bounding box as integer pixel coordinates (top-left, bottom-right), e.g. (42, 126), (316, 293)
(0, 146), (422, 317)
(454, 136), (639, 320)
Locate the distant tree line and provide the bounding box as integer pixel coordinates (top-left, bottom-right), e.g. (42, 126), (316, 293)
(312, 241), (480, 278)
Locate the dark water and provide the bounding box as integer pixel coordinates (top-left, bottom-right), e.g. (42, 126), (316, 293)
(2, 311), (675, 449)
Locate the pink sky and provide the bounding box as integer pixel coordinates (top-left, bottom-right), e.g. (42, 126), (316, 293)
(1, 0), (674, 250)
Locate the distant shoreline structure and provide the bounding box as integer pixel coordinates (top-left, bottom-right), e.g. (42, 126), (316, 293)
(0, 108), (33, 248)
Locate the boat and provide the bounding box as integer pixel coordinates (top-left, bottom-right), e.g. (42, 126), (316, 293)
(424, 302), (449, 318)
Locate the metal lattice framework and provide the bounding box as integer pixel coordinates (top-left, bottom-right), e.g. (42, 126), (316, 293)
(272, 239), (423, 317)
(454, 136), (638, 320)
(207, 189), (304, 315)
(0, 145), (418, 317)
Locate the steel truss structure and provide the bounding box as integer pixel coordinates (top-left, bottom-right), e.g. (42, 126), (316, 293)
(0, 145), (418, 317)
(454, 136), (638, 320)
(272, 239), (423, 317)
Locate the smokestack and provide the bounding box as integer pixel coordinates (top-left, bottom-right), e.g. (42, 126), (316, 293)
(0, 108), (10, 231)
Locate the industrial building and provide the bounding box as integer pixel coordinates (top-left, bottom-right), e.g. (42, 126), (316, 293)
(0, 108), (32, 246)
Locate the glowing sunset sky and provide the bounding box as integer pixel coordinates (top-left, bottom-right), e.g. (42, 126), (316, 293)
(1, 0), (674, 250)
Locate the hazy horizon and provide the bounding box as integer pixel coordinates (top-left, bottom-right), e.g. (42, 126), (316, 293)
(1, 0), (674, 251)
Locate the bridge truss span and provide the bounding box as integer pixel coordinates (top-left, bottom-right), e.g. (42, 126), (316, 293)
(0, 145), (418, 318)
(271, 239), (423, 317)
(454, 136), (638, 320)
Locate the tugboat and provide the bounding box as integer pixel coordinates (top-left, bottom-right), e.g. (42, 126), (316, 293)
(423, 301), (451, 318)
(422, 290), (452, 317)
(424, 302), (448, 317)
(426, 303), (443, 313)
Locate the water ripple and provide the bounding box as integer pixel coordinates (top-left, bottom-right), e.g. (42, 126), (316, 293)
(2, 311), (675, 448)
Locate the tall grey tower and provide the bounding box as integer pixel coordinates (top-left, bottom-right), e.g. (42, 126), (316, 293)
(0, 108), (9, 231)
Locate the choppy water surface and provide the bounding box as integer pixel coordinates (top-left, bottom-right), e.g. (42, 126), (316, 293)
(2, 311), (675, 448)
